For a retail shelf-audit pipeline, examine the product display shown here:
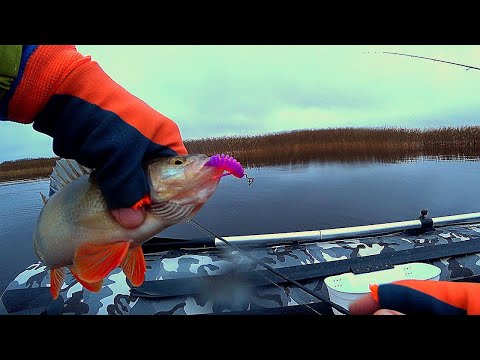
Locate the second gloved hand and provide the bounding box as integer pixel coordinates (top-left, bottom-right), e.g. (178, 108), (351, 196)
(349, 279), (480, 315)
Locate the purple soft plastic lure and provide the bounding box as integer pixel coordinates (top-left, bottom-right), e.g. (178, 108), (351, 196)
(204, 154), (245, 178)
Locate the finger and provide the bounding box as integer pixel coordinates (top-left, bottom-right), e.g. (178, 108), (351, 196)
(373, 309), (405, 315)
(349, 293), (381, 315)
(111, 207), (146, 229)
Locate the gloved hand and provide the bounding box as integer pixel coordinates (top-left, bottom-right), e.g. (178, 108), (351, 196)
(1, 45), (187, 227)
(349, 279), (480, 315)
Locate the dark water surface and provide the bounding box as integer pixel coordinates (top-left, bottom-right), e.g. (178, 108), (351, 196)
(1, 158), (480, 295)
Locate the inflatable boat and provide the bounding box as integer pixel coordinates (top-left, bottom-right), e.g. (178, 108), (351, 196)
(2, 208), (480, 315)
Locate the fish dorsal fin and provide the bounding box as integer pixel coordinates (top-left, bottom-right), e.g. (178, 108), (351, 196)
(49, 158), (92, 195)
(40, 192), (48, 205)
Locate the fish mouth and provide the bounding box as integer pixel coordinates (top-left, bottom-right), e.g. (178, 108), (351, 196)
(185, 155), (224, 180)
(195, 156), (212, 171)
(184, 155), (214, 178)
(147, 174), (220, 217)
(148, 154), (224, 206)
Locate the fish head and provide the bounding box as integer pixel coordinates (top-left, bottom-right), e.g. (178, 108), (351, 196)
(146, 154), (225, 217)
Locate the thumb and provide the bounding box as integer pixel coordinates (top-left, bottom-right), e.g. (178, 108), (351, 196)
(373, 309), (405, 315)
(111, 207), (146, 228)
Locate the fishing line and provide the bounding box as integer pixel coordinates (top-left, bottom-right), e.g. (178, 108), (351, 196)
(288, 287), (324, 316)
(237, 255), (324, 316)
(244, 174), (255, 186)
(191, 220), (329, 315)
(189, 219), (350, 315)
(374, 51), (480, 72)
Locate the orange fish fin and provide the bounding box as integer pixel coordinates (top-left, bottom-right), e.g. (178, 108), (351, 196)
(50, 267), (66, 300)
(70, 264), (104, 292)
(120, 246), (147, 287)
(73, 241), (130, 283)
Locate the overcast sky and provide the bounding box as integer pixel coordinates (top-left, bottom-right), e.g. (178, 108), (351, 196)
(1, 45), (480, 162)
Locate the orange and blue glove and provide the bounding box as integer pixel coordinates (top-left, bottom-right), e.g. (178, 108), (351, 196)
(349, 280), (480, 315)
(0, 45), (187, 210)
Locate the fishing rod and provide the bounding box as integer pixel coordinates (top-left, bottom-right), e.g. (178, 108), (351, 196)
(189, 219), (351, 315)
(140, 211), (480, 314)
(189, 50), (478, 313)
(143, 211), (480, 250)
(375, 51), (480, 72)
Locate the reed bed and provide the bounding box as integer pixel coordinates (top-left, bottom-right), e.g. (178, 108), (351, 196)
(0, 157), (59, 182)
(1, 126), (480, 182)
(185, 126), (480, 167)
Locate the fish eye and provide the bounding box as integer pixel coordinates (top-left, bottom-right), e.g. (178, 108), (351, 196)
(170, 158), (184, 166)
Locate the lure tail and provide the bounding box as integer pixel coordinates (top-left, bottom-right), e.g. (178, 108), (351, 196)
(204, 154), (245, 178)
